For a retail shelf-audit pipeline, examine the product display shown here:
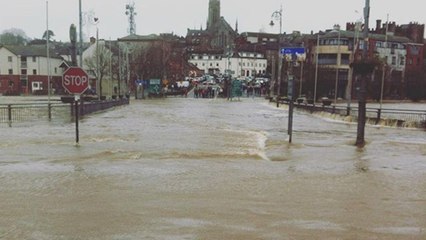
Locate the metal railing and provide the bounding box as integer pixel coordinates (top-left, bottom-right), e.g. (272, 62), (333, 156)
(1, 98), (130, 126)
(72, 98), (130, 116)
(293, 101), (426, 128)
(0, 102), (69, 125)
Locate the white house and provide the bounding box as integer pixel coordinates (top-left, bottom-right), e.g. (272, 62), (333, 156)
(188, 51), (267, 78)
(0, 44), (64, 95)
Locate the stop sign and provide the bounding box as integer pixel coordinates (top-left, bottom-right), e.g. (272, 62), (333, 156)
(62, 67), (89, 94)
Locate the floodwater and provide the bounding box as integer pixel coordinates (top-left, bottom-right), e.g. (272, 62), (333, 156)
(1, 97), (425, 239)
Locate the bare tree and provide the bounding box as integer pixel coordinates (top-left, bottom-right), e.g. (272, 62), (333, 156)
(84, 44), (114, 97)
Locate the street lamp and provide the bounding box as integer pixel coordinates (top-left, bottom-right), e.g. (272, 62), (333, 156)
(379, 14), (389, 115)
(334, 24), (341, 104)
(270, 5), (283, 107)
(93, 17), (100, 100)
(314, 33), (320, 105)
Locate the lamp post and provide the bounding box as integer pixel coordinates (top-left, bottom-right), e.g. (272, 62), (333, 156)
(94, 17), (100, 100)
(79, 0), (83, 67)
(334, 25), (341, 104)
(313, 33), (320, 105)
(46, 1), (51, 109)
(379, 14), (389, 118)
(270, 5), (283, 107)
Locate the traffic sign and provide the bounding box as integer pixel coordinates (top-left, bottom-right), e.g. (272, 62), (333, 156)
(281, 47), (305, 55)
(62, 67), (89, 94)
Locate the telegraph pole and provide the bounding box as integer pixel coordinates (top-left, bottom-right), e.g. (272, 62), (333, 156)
(356, 0), (370, 147)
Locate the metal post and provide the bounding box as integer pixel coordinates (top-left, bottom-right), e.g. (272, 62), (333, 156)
(46, 1), (51, 112)
(299, 60), (304, 97)
(8, 104), (12, 126)
(79, 0), (83, 67)
(334, 27), (341, 104)
(75, 99), (79, 144)
(276, 6), (282, 108)
(288, 66), (294, 143)
(379, 14), (389, 115)
(356, 0), (370, 147)
(314, 34), (320, 105)
(48, 103), (52, 120)
(96, 27), (100, 100)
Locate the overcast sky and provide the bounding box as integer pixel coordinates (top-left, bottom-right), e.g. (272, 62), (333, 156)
(0, 0), (424, 42)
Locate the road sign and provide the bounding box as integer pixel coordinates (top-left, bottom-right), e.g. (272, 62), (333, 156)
(281, 47), (306, 61)
(281, 47), (305, 55)
(62, 67), (89, 94)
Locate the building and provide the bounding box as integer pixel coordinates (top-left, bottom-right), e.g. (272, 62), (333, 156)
(186, 0), (238, 51)
(188, 49), (267, 78)
(304, 20), (425, 101)
(0, 44), (64, 95)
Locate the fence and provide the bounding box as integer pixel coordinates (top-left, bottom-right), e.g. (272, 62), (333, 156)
(0, 102), (69, 125)
(293, 102), (426, 129)
(1, 98), (130, 126)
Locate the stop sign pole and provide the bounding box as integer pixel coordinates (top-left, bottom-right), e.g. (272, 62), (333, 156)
(62, 67), (89, 144)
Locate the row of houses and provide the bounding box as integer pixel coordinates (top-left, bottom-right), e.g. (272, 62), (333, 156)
(1, 1), (425, 100)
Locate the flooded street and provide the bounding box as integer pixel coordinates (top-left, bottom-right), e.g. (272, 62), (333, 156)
(1, 98), (425, 239)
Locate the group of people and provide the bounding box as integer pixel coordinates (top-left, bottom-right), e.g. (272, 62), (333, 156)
(193, 84), (222, 98)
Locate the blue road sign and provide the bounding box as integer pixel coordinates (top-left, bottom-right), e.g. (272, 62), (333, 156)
(281, 47), (305, 55)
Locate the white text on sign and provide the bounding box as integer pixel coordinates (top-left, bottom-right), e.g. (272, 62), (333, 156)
(64, 75), (88, 86)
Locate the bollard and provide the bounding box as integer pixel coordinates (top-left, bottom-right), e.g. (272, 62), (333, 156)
(48, 103), (52, 120)
(8, 104), (12, 127)
(376, 109), (382, 125)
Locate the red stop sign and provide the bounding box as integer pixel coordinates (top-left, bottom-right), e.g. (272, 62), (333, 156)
(62, 67), (89, 94)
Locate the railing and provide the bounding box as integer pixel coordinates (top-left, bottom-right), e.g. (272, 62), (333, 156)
(0, 102), (69, 125)
(72, 98), (130, 116)
(1, 98), (130, 126)
(292, 102), (426, 129)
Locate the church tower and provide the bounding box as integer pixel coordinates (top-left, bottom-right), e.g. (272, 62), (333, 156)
(207, 0), (220, 30)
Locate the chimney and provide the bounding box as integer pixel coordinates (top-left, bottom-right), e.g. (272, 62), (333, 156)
(376, 19), (382, 32)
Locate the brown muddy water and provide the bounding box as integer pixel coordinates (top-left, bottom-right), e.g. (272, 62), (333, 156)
(1, 98), (425, 239)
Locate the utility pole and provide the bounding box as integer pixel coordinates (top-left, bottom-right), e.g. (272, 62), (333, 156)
(356, 0), (370, 147)
(79, 0), (83, 67)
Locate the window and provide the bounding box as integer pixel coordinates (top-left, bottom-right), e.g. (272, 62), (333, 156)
(32, 56), (37, 62)
(400, 57), (405, 66)
(54, 67), (57, 74)
(8, 56), (12, 62)
(392, 56), (396, 65)
(33, 69), (37, 75)
(8, 69), (13, 74)
(21, 69), (27, 75)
